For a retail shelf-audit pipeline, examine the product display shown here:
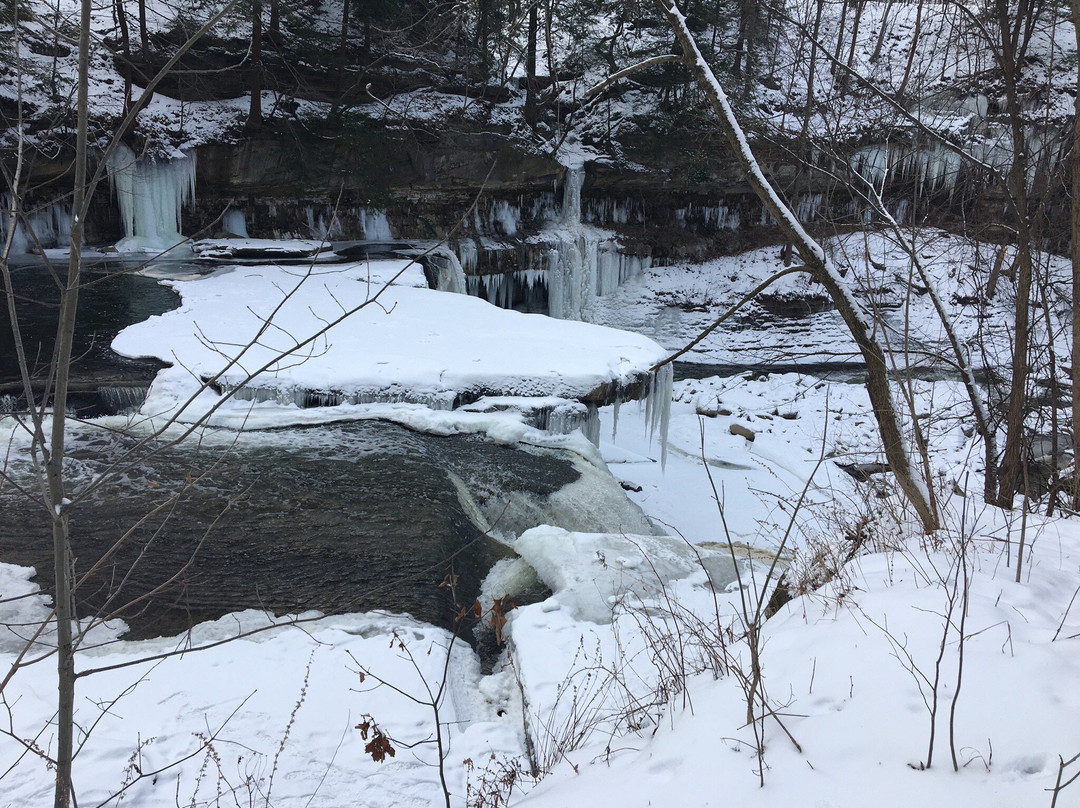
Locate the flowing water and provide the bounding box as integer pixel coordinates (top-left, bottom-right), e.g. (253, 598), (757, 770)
(0, 420), (584, 641)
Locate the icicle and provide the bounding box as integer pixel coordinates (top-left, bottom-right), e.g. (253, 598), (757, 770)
(107, 142), (196, 252)
(222, 208), (248, 237)
(796, 193), (822, 221)
(492, 200), (519, 236)
(360, 209), (393, 241)
(643, 364), (673, 469)
(581, 403), (600, 446)
(456, 239), (479, 274)
(611, 397), (620, 439)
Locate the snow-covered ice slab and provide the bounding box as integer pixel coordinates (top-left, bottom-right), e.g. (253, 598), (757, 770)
(112, 259), (669, 422)
(191, 238), (334, 260)
(513, 526), (739, 624)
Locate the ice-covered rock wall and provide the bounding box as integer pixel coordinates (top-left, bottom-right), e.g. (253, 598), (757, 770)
(459, 166), (651, 320)
(107, 143), (196, 252)
(849, 123), (1068, 200)
(1, 196), (73, 253)
(304, 205), (393, 241)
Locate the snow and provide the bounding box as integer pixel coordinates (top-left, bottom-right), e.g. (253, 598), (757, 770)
(109, 259), (669, 428)
(513, 526), (738, 624)
(590, 228), (1071, 377)
(191, 237), (332, 259)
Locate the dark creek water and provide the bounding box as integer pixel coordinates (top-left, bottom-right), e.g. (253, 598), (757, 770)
(0, 256), (184, 413)
(0, 420), (575, 641)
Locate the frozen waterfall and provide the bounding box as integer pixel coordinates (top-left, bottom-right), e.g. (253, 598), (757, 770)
(0, 196), (72, 254)
(427, 246), (468, 293)
(544, 166), (649, 321)
(107, 143), (196, 253)
(456, 166), (650, 320)
(222, 208), (248, 238)
(360, 209), (393, 241)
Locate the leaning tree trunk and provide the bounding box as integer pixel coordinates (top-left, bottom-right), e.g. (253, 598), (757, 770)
(656, 0), (939, 532)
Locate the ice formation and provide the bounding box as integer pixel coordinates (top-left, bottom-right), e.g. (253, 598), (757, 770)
(360, 209), (393, 241)
(459, 396), (596, 439)
(850, 141), (976, 197)
(0, 196), (72, 253)
(303, 205), (394, 241)
(454, 167), (652, 320)
(222, 208), (248, 237)
(491, 200), (519, 236)
(644, 363), (672, 468)
(426, 246), (468, 293)
(583, 197), (642, 226)
(467, 269), (548, 310)
(535, 167), (650, 320)
(675, 202), (741, 231)
(107, 143), (196, 252)
(220, 384), (460, 410)
(796, 193), (823, 221)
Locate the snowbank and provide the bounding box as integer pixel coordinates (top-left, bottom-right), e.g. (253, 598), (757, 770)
(111, 259), (669, 426)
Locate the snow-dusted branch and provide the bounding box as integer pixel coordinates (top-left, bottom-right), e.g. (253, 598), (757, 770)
(654, 0), (939, 532)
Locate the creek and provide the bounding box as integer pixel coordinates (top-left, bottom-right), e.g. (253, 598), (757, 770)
(0, 255), (656, 647)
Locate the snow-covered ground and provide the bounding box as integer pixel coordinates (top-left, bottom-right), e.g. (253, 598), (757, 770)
(592, 228), (1071, 373)
(2, 244), (1079, 808)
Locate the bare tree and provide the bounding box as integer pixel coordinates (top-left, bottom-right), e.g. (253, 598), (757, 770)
(652, 0), (940, 532)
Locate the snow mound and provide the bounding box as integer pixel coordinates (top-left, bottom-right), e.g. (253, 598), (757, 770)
(191, 238), (333, 259)
(513, 526), (738, 623)
(112, 261), (668, 427)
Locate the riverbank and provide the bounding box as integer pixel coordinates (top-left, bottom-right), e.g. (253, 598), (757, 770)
(1, 236), (1078, 807)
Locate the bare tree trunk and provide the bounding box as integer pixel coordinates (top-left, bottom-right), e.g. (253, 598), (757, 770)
(137, 0), (147, 52)
(525, 2), (539, 128)
(831, 0), (849, 75)
(339, 0), (350, 55)
(49, 0), (93, 804)
(656, 0), (939, 532)
(994, 0), (1034, 506)
(1071, 0), (1080, 508)
(113, 0), (132, 115)
(870, 0), (895, 63)
(839, 0), (864, 91)
(270, 0), (280, 39)
(897, 0), (923, 97)
(248, 0), (263, 129)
